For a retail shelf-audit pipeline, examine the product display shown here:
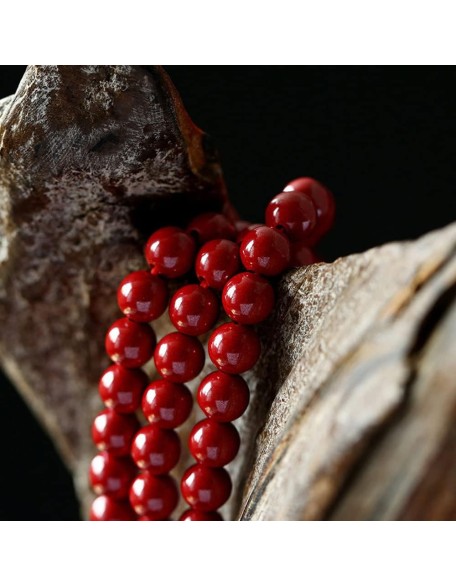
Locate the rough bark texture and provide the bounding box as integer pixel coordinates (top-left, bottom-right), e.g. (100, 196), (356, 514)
(1, 66), (455, 520)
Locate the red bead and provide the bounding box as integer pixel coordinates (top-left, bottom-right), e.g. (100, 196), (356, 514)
(187, 212), (236, 244)
(240, 226), (290, 276)
(129, 471), (178, 519)
(154, 332), (205, 383)
(195, 239), (240, 290)
(90, 495), (136, 521)
(105, 318), (156, 369)
(131, 425), (180, 473)
(169, 284), (219, 336)
(284, 177), (335, 243)
(197, 371), (249, 422)
(265, 191), (317, 242)
(189, 419), (240, 467)
(208, 323), (261, 374)
(289, 241), (319, 268)
(222, 272), (275, 325)
(98, 364), (148, 413)
(145, 226), (196, 278)
(91, 409), (139, 456)
(89, 451), (136, 500)
(142, 379), (193, 428)
(117, 271), (168, 322)
(181, 464), (232, 511)
(179, 509), (223, 521)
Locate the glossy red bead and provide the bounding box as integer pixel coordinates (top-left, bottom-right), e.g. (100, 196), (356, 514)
(289, 241), (319, 268)
(187, 212), (236, 244)
(90, 495), (136, 521)
(142, 379), (193, 428)
(154, 332), (205, 383)
(240, 225), (290, 276)
(181, 464), (232, 512)
(145, 226), (196, 278)
(131, 425), (180, 473)
(169, 284), (219, 336)
(179, 509), (223, 521)
(105, 318), (156, 369)
(284, 177), (335, 243)
(117, 271), (168, 322)
(189, 419), (240, 467)
(129, 471), (178, 519)
(98, 364), (148, 413)
(91, 409), (139, 457)
(222, 272), (275, 325)
(265, 191), (317, 242)
(197, 371), (250, 422)
(195, 239), (241, 290)
(208, 323), (261, 374)
(89, 451), (136, 500)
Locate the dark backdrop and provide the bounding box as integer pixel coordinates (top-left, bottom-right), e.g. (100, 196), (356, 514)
(1, 66), (455, 519)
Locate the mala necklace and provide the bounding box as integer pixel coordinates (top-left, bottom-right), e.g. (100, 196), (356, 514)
(89, 176), (335, 521)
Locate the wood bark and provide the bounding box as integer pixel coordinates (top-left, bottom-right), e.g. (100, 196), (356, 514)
(0, 66), (454, 520)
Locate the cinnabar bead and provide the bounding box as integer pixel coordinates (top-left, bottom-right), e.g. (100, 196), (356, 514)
(117, 271), (168, 322)
(265, 191), (317, 242)
(187, 212), (236, 244)
(145, 226), (196, 278)
(181, 464), (232, 512)
(105, 318), (156, 369)
(284, 177), (335, 243)
(129, 471), (178, 519)
(142, 379), (193, 428)
(197, 371), (250, 422)
(240, 226), (290, 276)
(222, 272), (275, 325)
(92, 409), (140, 457)
(179, 509), (223, 521)
(169, 284), (219, 336)
(195, 239), (240, 290)
(89, 451), (136, 500)
(98, 364), (148, 413)
(90, 495), (136, 521)
(189, 419), (240, 467)
(208, 323), (261, 374)
(289, 241), (319, 268)
(154, 332), (205, 383)
(131, 425), (180, 474)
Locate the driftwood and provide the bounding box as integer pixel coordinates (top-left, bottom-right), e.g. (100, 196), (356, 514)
(0, 66), (454, 520)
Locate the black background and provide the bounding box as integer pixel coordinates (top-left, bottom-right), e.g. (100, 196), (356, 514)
(1, 66), (455, 519)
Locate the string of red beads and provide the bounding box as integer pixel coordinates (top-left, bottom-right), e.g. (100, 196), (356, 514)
(89, 177), (335, 521)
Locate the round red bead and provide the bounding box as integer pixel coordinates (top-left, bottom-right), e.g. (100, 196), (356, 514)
(129, 472), (178, 519)
(195, 239), (240, 290)
(265, 191), (317, 242)
(131, 425), (180, 474)
(105, 317), (156, 369)
(181, 464), (232, 512)
(187, 212), (236, 244)
(91, 409), (139, 457)
(289, 241), (319, 268)
(189, 419), (240, 467)
(240, 225), (290, 276)
(169, 284), (219, 336)
(90, 495), (136, 521)
(284, 177), (335, 243)
(98, 364), (148, 413)
(179, 509), (223, 521)
(145, 226), (196, 278)
(89, 451), (136, 500)
(208, 323), (261, 374)
(222, 272), (275, 325)
(142, 379), (193, 428)
(154, 332), (205, 383)
(117, 271), (168, 322)
(197, 371), (249, 422)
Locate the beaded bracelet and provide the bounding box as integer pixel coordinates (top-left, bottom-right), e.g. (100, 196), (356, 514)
(89, 176), (335, 521)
